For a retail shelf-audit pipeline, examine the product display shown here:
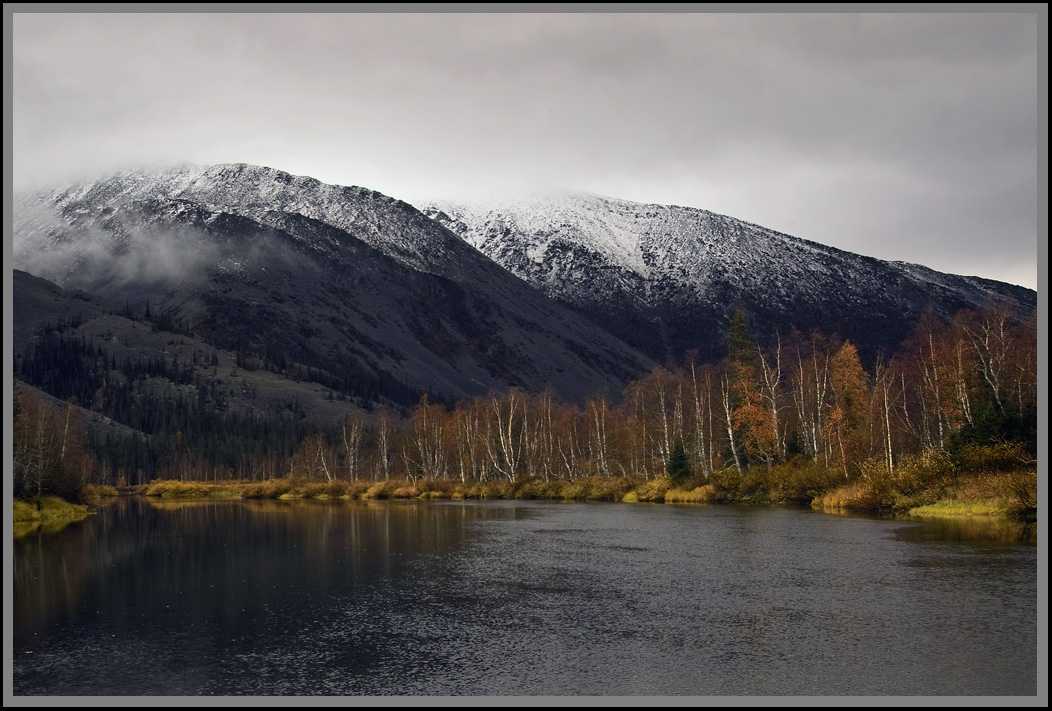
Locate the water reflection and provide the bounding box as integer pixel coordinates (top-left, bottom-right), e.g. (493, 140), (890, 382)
(13, 499), (1037, 697)
(895, 516), (1037, 545)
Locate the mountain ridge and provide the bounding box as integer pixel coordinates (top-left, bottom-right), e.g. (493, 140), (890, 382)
(421, 189), (1036, 365)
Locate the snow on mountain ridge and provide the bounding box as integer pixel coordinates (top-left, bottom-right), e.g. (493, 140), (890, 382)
(426, 190), (659, 277)
(421, 189), (872, 308)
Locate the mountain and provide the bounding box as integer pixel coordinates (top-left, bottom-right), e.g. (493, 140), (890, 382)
(12, 165), (655, 409)
(421, 191), (1037, 365)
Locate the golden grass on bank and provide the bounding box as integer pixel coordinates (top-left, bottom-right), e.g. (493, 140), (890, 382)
(14, 499), (94, 537)
(510, 477), (554, 500)
(83, 484), (121, 498)
(557, 476), (637, 501)
(947, 469), (1037, 519)
(13, 496), (93, 523)
(621, 476), (674, 503)
(73, 461), (1040, 519)
(664, 485), (715, 504)
(416, 478), (458, 499)
(360, 480), (397, 499)
(817, 482), (887, 513)
(242, 479), (293, 499)
(815, 464), (1037, 519)
(144, 479), (244, 498)
(457, 480), (516, 499)
(908, 498), (1006, 518)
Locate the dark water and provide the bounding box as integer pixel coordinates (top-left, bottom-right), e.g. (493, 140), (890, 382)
(12, 497), (1038, 697)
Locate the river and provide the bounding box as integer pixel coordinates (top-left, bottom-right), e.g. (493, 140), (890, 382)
(12, 497), (1038, 697)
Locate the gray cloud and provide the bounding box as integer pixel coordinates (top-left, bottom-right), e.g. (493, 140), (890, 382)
(12, 11), (1040, 289)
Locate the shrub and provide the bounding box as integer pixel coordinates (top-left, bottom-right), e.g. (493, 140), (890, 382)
(512, 477), (554, 500)
(737, 467), (777, 503)
(361, 480), (396, 499)
(580, 476), (636, 501)
(991, 471), (1038, 520)
(83, 484), (120, 498)
(770, 459), (840, 505)
(243, 478), (293, 499)
(344, 480), (372, 499)
(626, 476), (674, 503)
(893, 450), (958, 494)
(392, 485), (421, 498)
(955, 442), (1035, 474)
(297, 481), (330, 498)
(708, 468), (743, 503)
(325, 480), (349, 498)
(418, 478), (458, 499)
(474, 481), (515, 499)
(819, 482), (886, 513)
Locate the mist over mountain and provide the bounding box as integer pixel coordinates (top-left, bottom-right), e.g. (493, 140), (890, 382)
(421, 191), (1037, 366)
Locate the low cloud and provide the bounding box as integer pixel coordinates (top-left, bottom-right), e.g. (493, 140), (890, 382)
(13, 200), (222, 303)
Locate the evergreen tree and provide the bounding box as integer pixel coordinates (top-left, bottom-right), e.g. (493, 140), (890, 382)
(665, 438), (691, 480)
(726, 308), (755, 366)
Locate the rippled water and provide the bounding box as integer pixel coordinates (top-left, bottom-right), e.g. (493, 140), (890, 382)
(12, 497), (1038, 696)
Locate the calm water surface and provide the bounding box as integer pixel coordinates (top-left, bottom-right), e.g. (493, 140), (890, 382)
(12, 497), (1038, 696)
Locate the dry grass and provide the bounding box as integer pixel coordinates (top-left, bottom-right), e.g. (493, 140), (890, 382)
(93, 461), (1040, 521)
(664, 485), (715, 504)
(908, 498), (1006, 518)
(82, 484), (121, 498)
(817, 482), (888, 513)
(416, 478), (459, 499)
(360, 480), (400, 499)
(144, 479), (244, 498)
(13, 496), (93, 523)
(242, 479), (293, 499)
(391, 485), (422, 498)
(553, 476), (636, 502)
(619, 476), (672, 503)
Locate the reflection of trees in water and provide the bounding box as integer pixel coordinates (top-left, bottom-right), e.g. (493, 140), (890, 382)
(13, 498), (519, 651)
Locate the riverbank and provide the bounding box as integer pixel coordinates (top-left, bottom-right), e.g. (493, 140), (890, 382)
(13, 495), (94, 522)
(817, 468), (1037, 521)
(90, 465), (1038, 522)
(13, 495), (95, 537)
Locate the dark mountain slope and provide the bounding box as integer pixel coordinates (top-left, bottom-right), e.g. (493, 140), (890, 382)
(13, 166), (655, 407)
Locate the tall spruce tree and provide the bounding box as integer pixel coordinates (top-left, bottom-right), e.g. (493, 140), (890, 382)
(665, 438), (691, 480)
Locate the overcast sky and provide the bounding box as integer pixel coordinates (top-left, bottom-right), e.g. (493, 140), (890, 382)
(11, 9), (1042, 290)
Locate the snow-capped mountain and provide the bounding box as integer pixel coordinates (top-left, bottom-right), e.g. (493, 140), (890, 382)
(422, 191), (1037, 365)
(13, 165), (655, 405)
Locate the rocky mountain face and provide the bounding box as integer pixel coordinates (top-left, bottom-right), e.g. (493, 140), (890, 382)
(12, 165), (655, 408)
(422, 191), (1037, 366)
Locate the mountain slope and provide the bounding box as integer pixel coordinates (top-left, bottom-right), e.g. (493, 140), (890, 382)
(12, 165), (655, 407)
(422, 191), (1037, 364)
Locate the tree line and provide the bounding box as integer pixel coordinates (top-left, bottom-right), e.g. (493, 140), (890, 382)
(12, 303), (1038, 500)
(280, 304), (1036, 487)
